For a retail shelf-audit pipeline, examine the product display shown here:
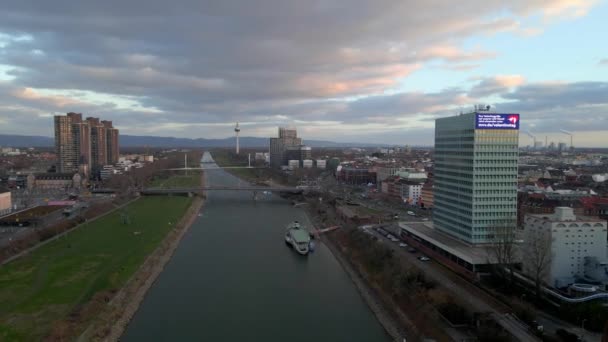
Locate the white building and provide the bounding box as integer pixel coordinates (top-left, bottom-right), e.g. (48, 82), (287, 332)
(401, 182), (424, 205)
(316, 160), (326, 169)
(302, 159), (313, 168)
(288, 160), (300, 170)
(523, 207), (608, 288)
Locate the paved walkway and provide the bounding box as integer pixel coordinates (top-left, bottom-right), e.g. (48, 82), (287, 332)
(370, 226), (541, 342)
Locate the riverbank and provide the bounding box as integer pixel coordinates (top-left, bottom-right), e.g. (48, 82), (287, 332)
(320, 233), (409, 341)
(303, 203), (417, 342)
(80, 173), (206, 341)
(0, 197), (195, 341)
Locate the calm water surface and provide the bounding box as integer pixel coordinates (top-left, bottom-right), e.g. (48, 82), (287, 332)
(122, 153), (389, 341)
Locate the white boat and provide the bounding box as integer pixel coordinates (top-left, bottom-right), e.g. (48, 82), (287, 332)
(284, 221), (311, 255)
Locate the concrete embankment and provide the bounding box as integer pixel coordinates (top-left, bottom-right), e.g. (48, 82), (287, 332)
(79, 174), (206, 342)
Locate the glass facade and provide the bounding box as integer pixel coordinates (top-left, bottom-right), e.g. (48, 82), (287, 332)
(434, 112), (518, 244)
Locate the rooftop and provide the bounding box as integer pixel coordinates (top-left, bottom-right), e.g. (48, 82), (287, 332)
(527, 206), (607, 222)
(290, 228), (310, 243)
(399, 221), (494, 265)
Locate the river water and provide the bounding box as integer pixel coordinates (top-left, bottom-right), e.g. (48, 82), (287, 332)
(122, 153), (388, 341)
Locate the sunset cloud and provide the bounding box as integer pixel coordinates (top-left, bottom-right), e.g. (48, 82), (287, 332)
(0, 0), (604, 146)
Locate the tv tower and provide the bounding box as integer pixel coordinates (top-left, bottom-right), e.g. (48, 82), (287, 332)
(234, 122), (241, 154)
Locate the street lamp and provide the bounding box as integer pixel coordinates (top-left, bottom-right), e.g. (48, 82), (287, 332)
(581, 319), (587, 330)
(580, 318), (587, 341)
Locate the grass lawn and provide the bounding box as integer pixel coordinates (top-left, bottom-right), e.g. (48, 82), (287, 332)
(149, 172), (202, 188)
(0, 196), (193, 341)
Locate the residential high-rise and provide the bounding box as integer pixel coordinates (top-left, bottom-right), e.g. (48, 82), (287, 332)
(269, 127), (302, 167)
(103, 120), (119, 164)
(434, 111), (519, 244)
(86, 117), (107, 173)
(54, 113), (119, 177)
(55, 112), (91, 174)
(72, 114), (91, 175)
(55, 114), (77, 173)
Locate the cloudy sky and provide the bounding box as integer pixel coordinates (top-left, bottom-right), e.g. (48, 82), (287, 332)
(0, 0), (607, 146)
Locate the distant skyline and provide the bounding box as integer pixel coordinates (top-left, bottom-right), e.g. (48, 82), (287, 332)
(0, 1), (607, 147)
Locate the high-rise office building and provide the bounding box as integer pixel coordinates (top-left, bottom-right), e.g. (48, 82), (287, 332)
(434, 111), (519, 244)
(279, 127), (298, 139)
(54, 113), (119, 176)
(269, 127), (302, 167)
(285, 145), (312, 164)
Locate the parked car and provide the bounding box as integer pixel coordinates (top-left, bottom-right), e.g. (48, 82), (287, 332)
(422, 218), (429, 221)
(418, 256), (430, 261)
(408, 248), (417, 253)
(399, 242), (408, 248)
(407, 211), (416, 216)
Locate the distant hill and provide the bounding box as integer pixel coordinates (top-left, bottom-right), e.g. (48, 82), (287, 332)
(0, 134), (387, 148)
(0, 134), (54, 147)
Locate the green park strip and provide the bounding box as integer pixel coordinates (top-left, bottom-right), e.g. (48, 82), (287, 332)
(0, 196), (193, 341)
(149, 172), (202, 188)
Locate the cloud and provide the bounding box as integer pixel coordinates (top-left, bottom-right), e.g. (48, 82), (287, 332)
(503, 81), (608, 133)
(516, 27), (544, 37)
(0, 0), (603, 146)
(439, 64), (482, 71)
(10, 87), (87, 108)
(599, 58), (608, 66)
(468, 75), (526, 98)
(538, 0), (596, 18)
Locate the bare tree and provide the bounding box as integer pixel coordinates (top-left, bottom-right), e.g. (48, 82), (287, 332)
(524, 227), (553, 298)
(488, 219), (518, 285)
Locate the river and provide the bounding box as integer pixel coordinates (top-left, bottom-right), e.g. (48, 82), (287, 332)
(122, 153), (389, 341)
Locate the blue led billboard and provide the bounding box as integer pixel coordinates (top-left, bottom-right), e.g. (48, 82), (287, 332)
(475, 113), (519, 130)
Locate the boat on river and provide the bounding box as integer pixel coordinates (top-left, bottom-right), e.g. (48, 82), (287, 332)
(285, 221), (311, 255)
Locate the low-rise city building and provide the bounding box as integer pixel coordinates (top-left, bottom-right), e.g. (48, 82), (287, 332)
(26, 173), (82, 190)
(522, 207), (608, 288)
(336, 167), (376, 185)
(420, 181), (434, 209)
(302, 159), (313, 168)
(288, 160), (300, 170)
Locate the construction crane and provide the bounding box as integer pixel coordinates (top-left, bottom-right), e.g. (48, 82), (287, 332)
(559, 129), (574, 150)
